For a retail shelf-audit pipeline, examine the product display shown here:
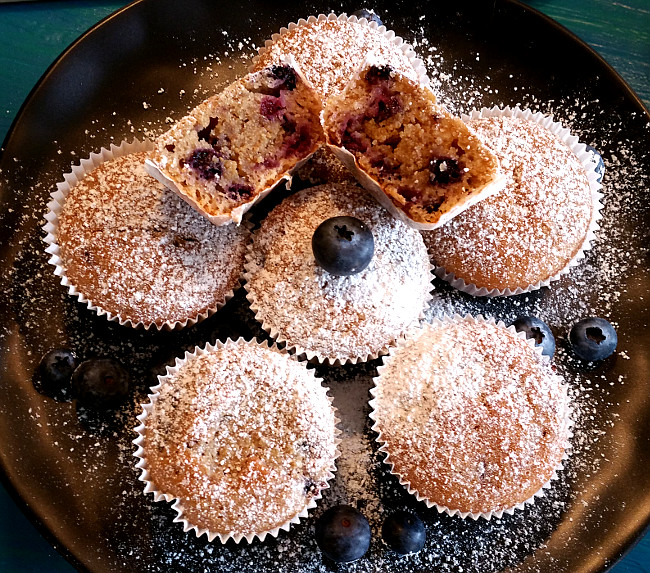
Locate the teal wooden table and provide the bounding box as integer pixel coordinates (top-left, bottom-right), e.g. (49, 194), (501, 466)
(0, 1), (648, 571)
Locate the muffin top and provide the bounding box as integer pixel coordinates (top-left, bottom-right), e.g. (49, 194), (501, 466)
(141, 340), (338, 541)
(244, 182), (433, 364)
(422, 116), (594, 292)
(253, 15), (426, 103)
(370, 317), (571, 516)
(56, 151), (249, 328)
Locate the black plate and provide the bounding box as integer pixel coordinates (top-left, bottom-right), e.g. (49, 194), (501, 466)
(1, 1), (649, 572)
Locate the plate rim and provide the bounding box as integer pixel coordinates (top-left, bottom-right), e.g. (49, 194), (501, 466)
(0, 1), (649, 572)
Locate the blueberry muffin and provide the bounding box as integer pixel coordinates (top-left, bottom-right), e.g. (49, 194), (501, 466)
(370, 316), (572, 518)
(252, 13), (430, 185)
(244, 182), (433, 364)
(323, 64), (505, 229)
(47, 142), (249, 329)
(134, 339), (339, 543)
(146, 61), (325, 225)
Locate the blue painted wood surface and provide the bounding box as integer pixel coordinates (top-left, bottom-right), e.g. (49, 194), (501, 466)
(0, 1), (648, 571)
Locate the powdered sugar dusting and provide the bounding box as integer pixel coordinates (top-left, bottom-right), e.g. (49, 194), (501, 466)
(138, 340), (338, 540)
(0, 6), (648, 573)
(253, 15), (428, 102)
(53, 151), (249, 328)
(371, 318), (571, 516)
(245, 182), (432, 363)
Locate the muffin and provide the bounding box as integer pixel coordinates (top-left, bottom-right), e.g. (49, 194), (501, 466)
(145, 59), (325, 225)
(423, 107), (602, 296)
(323, 63), (506, 229)
(133, 338), (339, 543)
(369, 315), (572, 519)
(252, 12), (430, 185)
(244, 182), (433, 365)
(44, 140), (249, 330)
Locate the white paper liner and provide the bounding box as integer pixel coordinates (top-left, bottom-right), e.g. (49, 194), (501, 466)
(43, 138), (248, 330)
(432, 105), (605, 297)
(369, 314), (573, 521)
(251, 13), (431, 91)
(145, 54), (322, 226)
(242, 188), (435, 366)
(145, 158), (302, 227)
(133, 338), (341, 543)
(327, 143), (507, 232)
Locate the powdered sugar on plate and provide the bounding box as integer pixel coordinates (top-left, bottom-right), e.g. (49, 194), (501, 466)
(0, 5), (649, 573)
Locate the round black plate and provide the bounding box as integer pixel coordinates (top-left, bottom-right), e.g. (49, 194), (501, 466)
(1, 1), (649, 572)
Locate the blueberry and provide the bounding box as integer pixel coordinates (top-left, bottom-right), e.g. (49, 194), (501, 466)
(269, 64), (297, 91)
(183, 148), (222, 180)
(71, 358), (130, 409)
(382, 510), (426, 555)
(429, 157), (463, 185)
(260, 95), (285, 120)
(312, 216), (374, 276)
(512, 316), (556, 358)
(569, 317), (617, 361)
(37, 348), (79, 396)
(374, 93), (401, 122)
(585, 144), (605, 184)
(225, 183), (254, 201)
(315, 505), (371, 563)
(352, 9), (384, 27)
(365, 65), (393, 85)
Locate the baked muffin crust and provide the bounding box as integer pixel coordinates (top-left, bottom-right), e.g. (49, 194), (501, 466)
(370, 317), (571, 516)
(244, 182), (432, 364)
(423, 116), (594, 291)
(140, 340), (338, 540)
(56, 151), (248, 328)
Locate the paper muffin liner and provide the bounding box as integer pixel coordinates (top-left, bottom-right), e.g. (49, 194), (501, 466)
(251, 13), (431, 91)
(369, 314), (573, 520)
(144, 155), (311, 227)
(242, 214), (435, 366)
(43, 138), (249, 330)
(326, 143), (507, 232)
(432, 105), (604, 297)
(145, 54), (322, 226)
(133, 337), (341, 543)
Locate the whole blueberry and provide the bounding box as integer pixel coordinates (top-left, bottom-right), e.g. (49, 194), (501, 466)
(315, 505), (371, 563)
(352, 9), (383, 27)
(382, 511), (426, 555)
(312, 216), (374, 276)
(71, 358), (130, 409)
(512, 316), (556, 358)
(37, 348), (79, 394)
(569, 317), (617, 361)
(585, 144), (605, 184)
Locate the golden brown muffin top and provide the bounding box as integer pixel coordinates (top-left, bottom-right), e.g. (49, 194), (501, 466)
(371, 318), (571, 515)
(57, 151), (248, 328)
(245, 182), (432, 364)
(143, 340), (338, 538)
(253, 17), (425, 102)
